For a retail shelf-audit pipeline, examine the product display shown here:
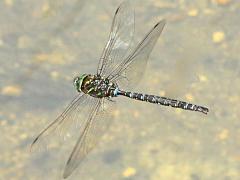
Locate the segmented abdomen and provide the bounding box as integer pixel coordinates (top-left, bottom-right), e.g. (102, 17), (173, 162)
(118, 90), (209, 114)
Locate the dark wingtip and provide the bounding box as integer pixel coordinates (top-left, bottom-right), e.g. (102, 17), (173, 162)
(154, 19), (166, 28)
(63, 174), (68, 179)
(29, 137), (38, 152)
(62, 168), (71, 179)
(115, 6), (120, 15)
(115, 1), (131, 15)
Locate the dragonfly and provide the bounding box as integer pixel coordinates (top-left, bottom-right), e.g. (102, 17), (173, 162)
(31, 1), (209, 179)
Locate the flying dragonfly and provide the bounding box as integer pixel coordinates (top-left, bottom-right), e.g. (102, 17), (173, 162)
(31, 1), (209, 179)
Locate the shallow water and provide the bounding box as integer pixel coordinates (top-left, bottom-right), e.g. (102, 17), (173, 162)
(0, 0), (240, 179)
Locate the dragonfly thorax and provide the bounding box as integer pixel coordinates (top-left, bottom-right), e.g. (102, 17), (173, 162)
(74, 74), (118, 98)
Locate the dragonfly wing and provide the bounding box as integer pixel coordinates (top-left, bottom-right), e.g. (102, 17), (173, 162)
(63, 98), (115, 178)
(30, 93), (93, 152)
(109, 20), (166, 89)
(97, 1), (135, 77)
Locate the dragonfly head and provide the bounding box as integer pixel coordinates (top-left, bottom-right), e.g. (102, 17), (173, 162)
(73, 74), (88, 92)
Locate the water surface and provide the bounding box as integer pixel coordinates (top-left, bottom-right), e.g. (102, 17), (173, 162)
(0, 0), (240, 179)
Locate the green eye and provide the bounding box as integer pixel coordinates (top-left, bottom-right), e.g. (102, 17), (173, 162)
(73, 77), (80, 92)
(73, 74), (88, 92)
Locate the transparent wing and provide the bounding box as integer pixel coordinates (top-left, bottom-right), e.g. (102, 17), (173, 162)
(63, 98), (115, 178)
(30, 93), (93, 152)
(97, 1), (135, 77)
(109, 20), (166, 89)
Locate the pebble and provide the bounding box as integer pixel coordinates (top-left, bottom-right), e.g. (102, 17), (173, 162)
(212, 31), (225, 43)
(217, 129), (229, 140)
(188, 9), (199, 17)
(185, 93), (194, 101)
(215, 0), (231, 5)
(122, 167), (136, 178)
(5, 0), (13, 7)
(50, 71), (59, 80)
(1, 85), (22, 96)
(35, 52), (66, 65)
(198, 75), (208, 82)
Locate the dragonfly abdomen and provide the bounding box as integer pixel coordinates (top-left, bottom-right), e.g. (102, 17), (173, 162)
(118, 90), (208, 114)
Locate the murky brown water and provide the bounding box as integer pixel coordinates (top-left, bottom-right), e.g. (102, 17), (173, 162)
(0, 0), (240, 179)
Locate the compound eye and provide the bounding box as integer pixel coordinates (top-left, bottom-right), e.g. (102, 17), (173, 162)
(73, 77), (79, 85)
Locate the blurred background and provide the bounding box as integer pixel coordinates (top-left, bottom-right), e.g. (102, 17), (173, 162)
(0, 0), (240, 179)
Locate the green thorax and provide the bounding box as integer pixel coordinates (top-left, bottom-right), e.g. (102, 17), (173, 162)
(73, 74), (117, 98)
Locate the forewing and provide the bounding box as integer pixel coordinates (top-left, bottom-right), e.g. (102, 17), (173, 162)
(63, 99), (115, 178)
(109, 20), (166, 89)
(97, 1), (135, 77)
(30, 93), (93, 152)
